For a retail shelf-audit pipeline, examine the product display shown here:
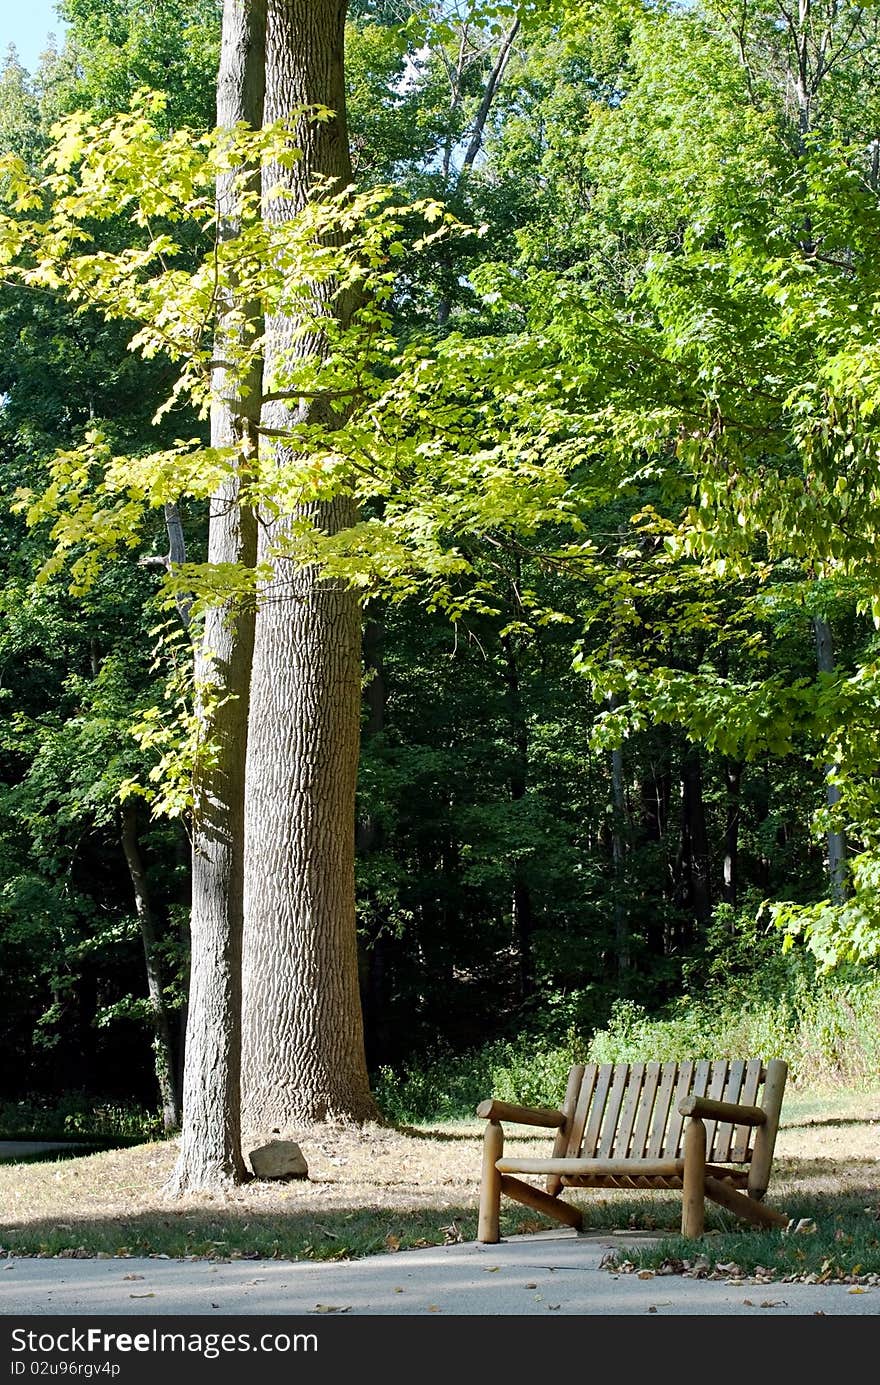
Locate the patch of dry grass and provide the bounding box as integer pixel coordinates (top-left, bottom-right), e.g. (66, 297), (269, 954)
(1, 1086), (878, 1273)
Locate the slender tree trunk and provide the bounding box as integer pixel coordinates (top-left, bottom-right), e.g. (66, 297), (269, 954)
(121, 802), (181, 1133)
(610, 740), (630, 977)
(356, 611), (391, 1067)
(436, 18), (519, 325)
(678, 746), (712, 934)
(812, 615), (848, 902)
(241, 0), (376, 1131)
(503, 630), (534, 1000)
(461, 18), (520, 169)
(640, 763), (669, 957)
(605, 534), (632, 972)
(167, 0), (266, 1194)
(722, 760), (743, 908)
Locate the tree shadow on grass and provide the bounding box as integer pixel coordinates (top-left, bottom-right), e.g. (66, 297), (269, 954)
(782, 1114), (880, 1132)
(0, 1201), (487, 1261)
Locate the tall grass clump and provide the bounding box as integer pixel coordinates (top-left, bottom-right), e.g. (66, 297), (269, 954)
(587, 969), (880, 1090)
(374, 945), (880, 1123)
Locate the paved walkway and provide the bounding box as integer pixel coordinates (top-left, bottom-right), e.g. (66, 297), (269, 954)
(1, 1230), (877, 1316)
(0, 1142), (80, 1159)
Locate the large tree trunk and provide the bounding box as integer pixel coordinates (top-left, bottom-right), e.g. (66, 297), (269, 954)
(241, 0), (376, 1131)
(167, 0), (266, 1194)
(121, 802), (181, 1133)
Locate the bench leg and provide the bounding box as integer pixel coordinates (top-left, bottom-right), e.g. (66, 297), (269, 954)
(681, 1116), (706, 1237)
(704, 1177), (789, 1229)
(500, 1176), (583, 1231)
(478, 1120), (504, 1243)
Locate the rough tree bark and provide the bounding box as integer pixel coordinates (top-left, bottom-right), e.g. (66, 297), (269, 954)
(241, 0), (376, 1131)
(167, 0), (266, 1194)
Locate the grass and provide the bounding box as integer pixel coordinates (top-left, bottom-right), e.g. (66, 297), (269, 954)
(1, 1083), (879, 1284)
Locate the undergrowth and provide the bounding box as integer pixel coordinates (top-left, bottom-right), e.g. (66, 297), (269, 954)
(374, 962), (880, 1123)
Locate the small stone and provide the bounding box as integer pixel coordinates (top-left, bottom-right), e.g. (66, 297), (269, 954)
(249, 1140), (309, 1180)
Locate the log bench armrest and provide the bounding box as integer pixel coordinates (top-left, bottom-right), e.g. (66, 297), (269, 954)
(678, 1094), (766, 1126)
(475, 1099), (566, 1128)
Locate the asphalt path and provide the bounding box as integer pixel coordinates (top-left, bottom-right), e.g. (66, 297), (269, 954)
(1, 1229), (877, 1316)
(0, 1143), (80, 1159)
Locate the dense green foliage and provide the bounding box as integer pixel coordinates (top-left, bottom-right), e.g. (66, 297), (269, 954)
(0, 0), (878, 1125)
(374, 958), (880, 1121)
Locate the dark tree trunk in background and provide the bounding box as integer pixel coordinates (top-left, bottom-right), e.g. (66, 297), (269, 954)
(503, 631), (534, 1000)
(610, 740), (630, 978)
(121, 802), (181, 1132)
(241, 0), (376, 1131)
(812, 615), (848, 903)
(722, 760), (743, 908)
(357, 611), (393, 1067)
(168, 0), (266, 1194)
(677, 746), (712, 936)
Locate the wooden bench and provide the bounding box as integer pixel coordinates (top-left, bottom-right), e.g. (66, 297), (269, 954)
(476, 1057), (789, 1241)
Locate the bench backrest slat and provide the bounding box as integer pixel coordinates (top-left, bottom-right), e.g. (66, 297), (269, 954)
(701, 1059), (731, 1154)
(713, 1058), (746, 1162)
(614, 1061), (646, 1159)
(598, 1064), (630, 1157)
(646, 1062), (678, 1158)
(565, 1058), (774, 1165)
(665, 1059), (696, 1157)
(551, 1063), (585, 1162)
(630, 1060), (662, 1158)
(582, 1063), (615, 1158)
(565, 1062), (598, 1160)
(731, 1059), (763, 1161)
